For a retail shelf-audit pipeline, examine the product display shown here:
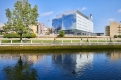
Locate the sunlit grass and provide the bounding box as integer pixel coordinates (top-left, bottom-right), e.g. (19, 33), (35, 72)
(1, 39), (121, 43)
(2, 40), (11, 43)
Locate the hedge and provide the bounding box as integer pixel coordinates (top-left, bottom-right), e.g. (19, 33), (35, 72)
(3, 33), (36, 38)
(114, 35), (121, 38)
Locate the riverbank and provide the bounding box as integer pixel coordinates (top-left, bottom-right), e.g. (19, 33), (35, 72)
(0, 45), (121, 51)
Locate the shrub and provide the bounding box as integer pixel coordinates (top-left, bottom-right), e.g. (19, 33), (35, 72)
(58, 30), (65, 37)
(114, 35), (117, 38)
(118, 35), (121, 38)
(3, 33), (36, 38)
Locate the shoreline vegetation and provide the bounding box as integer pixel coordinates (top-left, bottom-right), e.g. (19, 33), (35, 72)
(0, 45), (121, 51)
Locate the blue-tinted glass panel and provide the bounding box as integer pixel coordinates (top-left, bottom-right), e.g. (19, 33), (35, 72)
(52, 18), (62, 30)
(62, 14), (76, 30)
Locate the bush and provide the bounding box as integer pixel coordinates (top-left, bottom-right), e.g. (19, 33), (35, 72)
(3, 33), (20, 38)
(58, 30), (65, 37)
(3, 33), (36, 38)
(118, 35), (121, 38)
(114, 35), (117, 38)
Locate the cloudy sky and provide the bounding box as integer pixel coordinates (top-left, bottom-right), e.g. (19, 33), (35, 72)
(0, 0), (121, 32)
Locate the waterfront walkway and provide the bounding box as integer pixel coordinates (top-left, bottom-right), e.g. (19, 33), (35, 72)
(0, 38), (121, 46)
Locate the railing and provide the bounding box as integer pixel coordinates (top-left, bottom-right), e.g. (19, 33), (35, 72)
(0, 38), (121, 46)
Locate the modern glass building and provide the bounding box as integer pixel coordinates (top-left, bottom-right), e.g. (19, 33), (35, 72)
(52, 10), (93, 35)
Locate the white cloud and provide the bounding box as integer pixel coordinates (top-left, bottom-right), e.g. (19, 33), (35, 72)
(107, 18), (115, 22)
(40, 11), (53, 17)
(117, 9), (121, 13)
(81, 7), (87, 11)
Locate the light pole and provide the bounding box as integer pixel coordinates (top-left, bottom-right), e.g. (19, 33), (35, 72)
(47, 20), (50, 28)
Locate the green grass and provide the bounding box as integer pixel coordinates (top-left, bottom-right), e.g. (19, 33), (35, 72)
(89, 40), (98, 42)
(22, 40), (31, 43)
(56, 40), (63, 43)
(2, 40), (31, 43)
(12, 40), (21, 43)
(32, 40), (41, 43)
(2, 40), (11, 43)
(43, 40), (53, 43)
(72, 40), (80, 42)
(63, 40), (71, 43)
(1, 40), (121, 44)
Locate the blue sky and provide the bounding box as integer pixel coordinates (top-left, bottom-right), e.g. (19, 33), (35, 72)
(0, 0), (121, 33)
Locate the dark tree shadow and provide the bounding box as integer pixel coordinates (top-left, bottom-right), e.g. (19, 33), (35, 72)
(3, 56), (38, 80)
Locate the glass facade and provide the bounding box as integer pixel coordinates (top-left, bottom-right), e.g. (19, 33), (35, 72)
(62, 14), (76, 30)
(52, 18), (62, 31)
(52, 14), (76, 31)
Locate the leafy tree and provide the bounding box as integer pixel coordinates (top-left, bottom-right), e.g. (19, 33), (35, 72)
(3, 0), (39, 40)
(58, 30), (65, 37)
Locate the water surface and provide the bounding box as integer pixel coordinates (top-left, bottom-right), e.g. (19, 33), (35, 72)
(0, 51), (121, 80)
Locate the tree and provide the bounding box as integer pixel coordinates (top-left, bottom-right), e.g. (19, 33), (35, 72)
(3, 0), (39, 40)
(58, 30), (65, 37)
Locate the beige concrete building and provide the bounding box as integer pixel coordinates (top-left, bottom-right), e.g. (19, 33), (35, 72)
(105, 26), (110, 36)
(105, 22), (121, 37)
(30, 25), (37, 34)
(110, 52), (121, 61)
(30, 23), (52, 35)
(30, 23), (46, 35)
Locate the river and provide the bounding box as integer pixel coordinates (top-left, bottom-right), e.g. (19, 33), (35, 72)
(0, 51), (121, 80)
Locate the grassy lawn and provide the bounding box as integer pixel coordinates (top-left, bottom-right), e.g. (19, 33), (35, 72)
(2, 40), (31, 43)
(89, 40), (98, 42)
(32, 40), (41, 43)
(32, 40), (54, 43)
(56, 40), (63, 43)
(43, 40), (53, 43)
(63, 40), (71, 43)
(97, 40), (106, 42)
(2, 40), (11, 43)
(72, 40), (80, 43)
(56, 40), (80, 43)
(1, 39), (121, 43)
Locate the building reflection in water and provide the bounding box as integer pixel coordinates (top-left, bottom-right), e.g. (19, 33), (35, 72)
(0, 53), (45, 64)
(52, 52), (94, 76)
(106, 51), (121, 61)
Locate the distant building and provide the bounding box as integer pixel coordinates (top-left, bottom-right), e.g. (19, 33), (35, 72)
(105, 26), (110, 36)
(30, 22), (50, 35)
(30, 25), (37, 34)
(39, 23), (44, 34)
(52, 10), (93, 35)
(105, 22), (121, 37)
(0, 23), (5, 35)
(44, 27), (51, 35)
(91, 33), (104, 36)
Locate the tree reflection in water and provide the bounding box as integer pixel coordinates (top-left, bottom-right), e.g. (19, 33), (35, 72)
(3, 56), (38, 80)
